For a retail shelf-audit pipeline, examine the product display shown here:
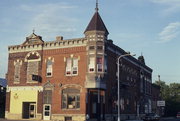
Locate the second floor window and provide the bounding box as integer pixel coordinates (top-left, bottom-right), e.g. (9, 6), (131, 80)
(25, 51), (41, 83)
(89, 57), (95, 72)
(66, 58), (78, 76)
(14, 60), (22, 83)
(97, 57), (103, 72)
(46, 60), (53, 77)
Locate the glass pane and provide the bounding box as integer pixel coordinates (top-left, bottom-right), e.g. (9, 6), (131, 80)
(97, 57), (102, 64)
(97, 46), (103, 50)
(68, 95), (76, 109)
(45, 106), (50, 110)
(30, 105), (34, 110)
(62, 102), (67, 109)
(72, 67), (78, 74)
(73, 58), (78, 67)
(76, 102), (80, 108)
(77, 95), (80, 101)
(89, 57), (95, 72)
(45, 111), (49, 116)
(89, 46), (95, 50)
(30, 114), (34, 118)
(62, 94), (67, 101)
(67, 58), (72, 69)
(92, 103), (96, 113)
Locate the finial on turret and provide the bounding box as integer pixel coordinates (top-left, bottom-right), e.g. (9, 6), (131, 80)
(95, 0), (99, 12)
(33, 28), (35, 34)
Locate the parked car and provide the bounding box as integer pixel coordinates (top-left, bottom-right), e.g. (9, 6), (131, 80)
(142, 113), (160, 121)
(177, 112), (180, 118)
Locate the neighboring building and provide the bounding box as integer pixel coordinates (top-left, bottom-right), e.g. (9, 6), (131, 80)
(5, 3), (153, 121)
(0, 78), (7, 118)
(152, 84), (162, 116)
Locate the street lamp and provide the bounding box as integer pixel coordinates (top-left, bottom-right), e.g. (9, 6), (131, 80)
(117, 53), (136, 121)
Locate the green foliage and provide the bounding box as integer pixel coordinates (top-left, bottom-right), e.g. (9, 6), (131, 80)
(154, 81), (180, 117)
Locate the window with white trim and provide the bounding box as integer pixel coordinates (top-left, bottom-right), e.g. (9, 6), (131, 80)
(46, 60), (53, 77)
(66, 58), (78, 76)
(89, 57), (95, 72)
(97, 57), (103, 72)
(62, 88), (80, 109)
(72, 58), (78, 75)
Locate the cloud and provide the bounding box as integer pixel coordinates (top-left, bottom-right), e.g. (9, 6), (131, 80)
(20, 3), (79, 41)
(149, 0), (180, 14)
(158, 22), (180, 43)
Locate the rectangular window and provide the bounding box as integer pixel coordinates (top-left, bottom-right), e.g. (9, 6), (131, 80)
(62, 94), (80, 109)
(66, 58), (72, 75)
(72, 58), (78, 75)
(97, 46), (103, 50)
(89, 46), (95, 50)
(66, 58), (78, 76)
(43, 90), (52, 104)
(14, 63), (21, 82)
(89, 57), (95, 72)
(65, 117), (72, 121)
(97, 57), (103, 72)
(46, 62), (52, 77)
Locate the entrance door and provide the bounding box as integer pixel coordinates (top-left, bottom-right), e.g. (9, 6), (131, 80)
(89, 91), (98, 119)
(22, 102), (36, 119)
(43, 104), (51, 120)
(29, 103), (36, 118)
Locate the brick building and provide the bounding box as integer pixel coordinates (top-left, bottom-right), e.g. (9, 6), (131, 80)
(5, 3), (153, 121)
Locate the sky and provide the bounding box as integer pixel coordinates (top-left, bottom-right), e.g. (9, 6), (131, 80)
(0, 0), (180, 84)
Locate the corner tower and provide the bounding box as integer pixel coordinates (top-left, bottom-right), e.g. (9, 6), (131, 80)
(84, 2), (108, 89)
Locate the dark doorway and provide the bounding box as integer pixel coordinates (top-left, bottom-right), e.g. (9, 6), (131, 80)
(89, 91), (98, 119)
(22, 102), (36, 119)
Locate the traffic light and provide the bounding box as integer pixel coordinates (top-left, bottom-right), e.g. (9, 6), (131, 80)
(32, 74), (42, 82)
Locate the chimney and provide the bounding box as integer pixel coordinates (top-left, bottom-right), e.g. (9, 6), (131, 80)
(56, 36), (63, 41)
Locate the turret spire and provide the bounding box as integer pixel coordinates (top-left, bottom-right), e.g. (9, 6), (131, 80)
(84, 0), (109, 35)
(33, 29), (35, 34)
(95, 0), (99, 12)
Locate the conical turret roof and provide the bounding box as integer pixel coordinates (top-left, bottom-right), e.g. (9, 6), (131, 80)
(84, 11), (109, 35)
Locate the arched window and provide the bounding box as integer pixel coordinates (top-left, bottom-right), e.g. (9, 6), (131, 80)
(25, 51), (41, 82)
(62, 88), (80, 109)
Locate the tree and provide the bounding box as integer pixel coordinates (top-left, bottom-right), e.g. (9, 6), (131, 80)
(154, 80), (180, 117)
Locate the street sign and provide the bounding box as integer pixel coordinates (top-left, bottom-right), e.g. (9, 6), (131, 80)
(157, 100), (165, 106)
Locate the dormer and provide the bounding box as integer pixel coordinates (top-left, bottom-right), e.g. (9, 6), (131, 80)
(22, 32), (44, 45)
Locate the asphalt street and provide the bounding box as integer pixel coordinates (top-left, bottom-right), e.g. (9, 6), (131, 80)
(0, 118), (180, 121)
